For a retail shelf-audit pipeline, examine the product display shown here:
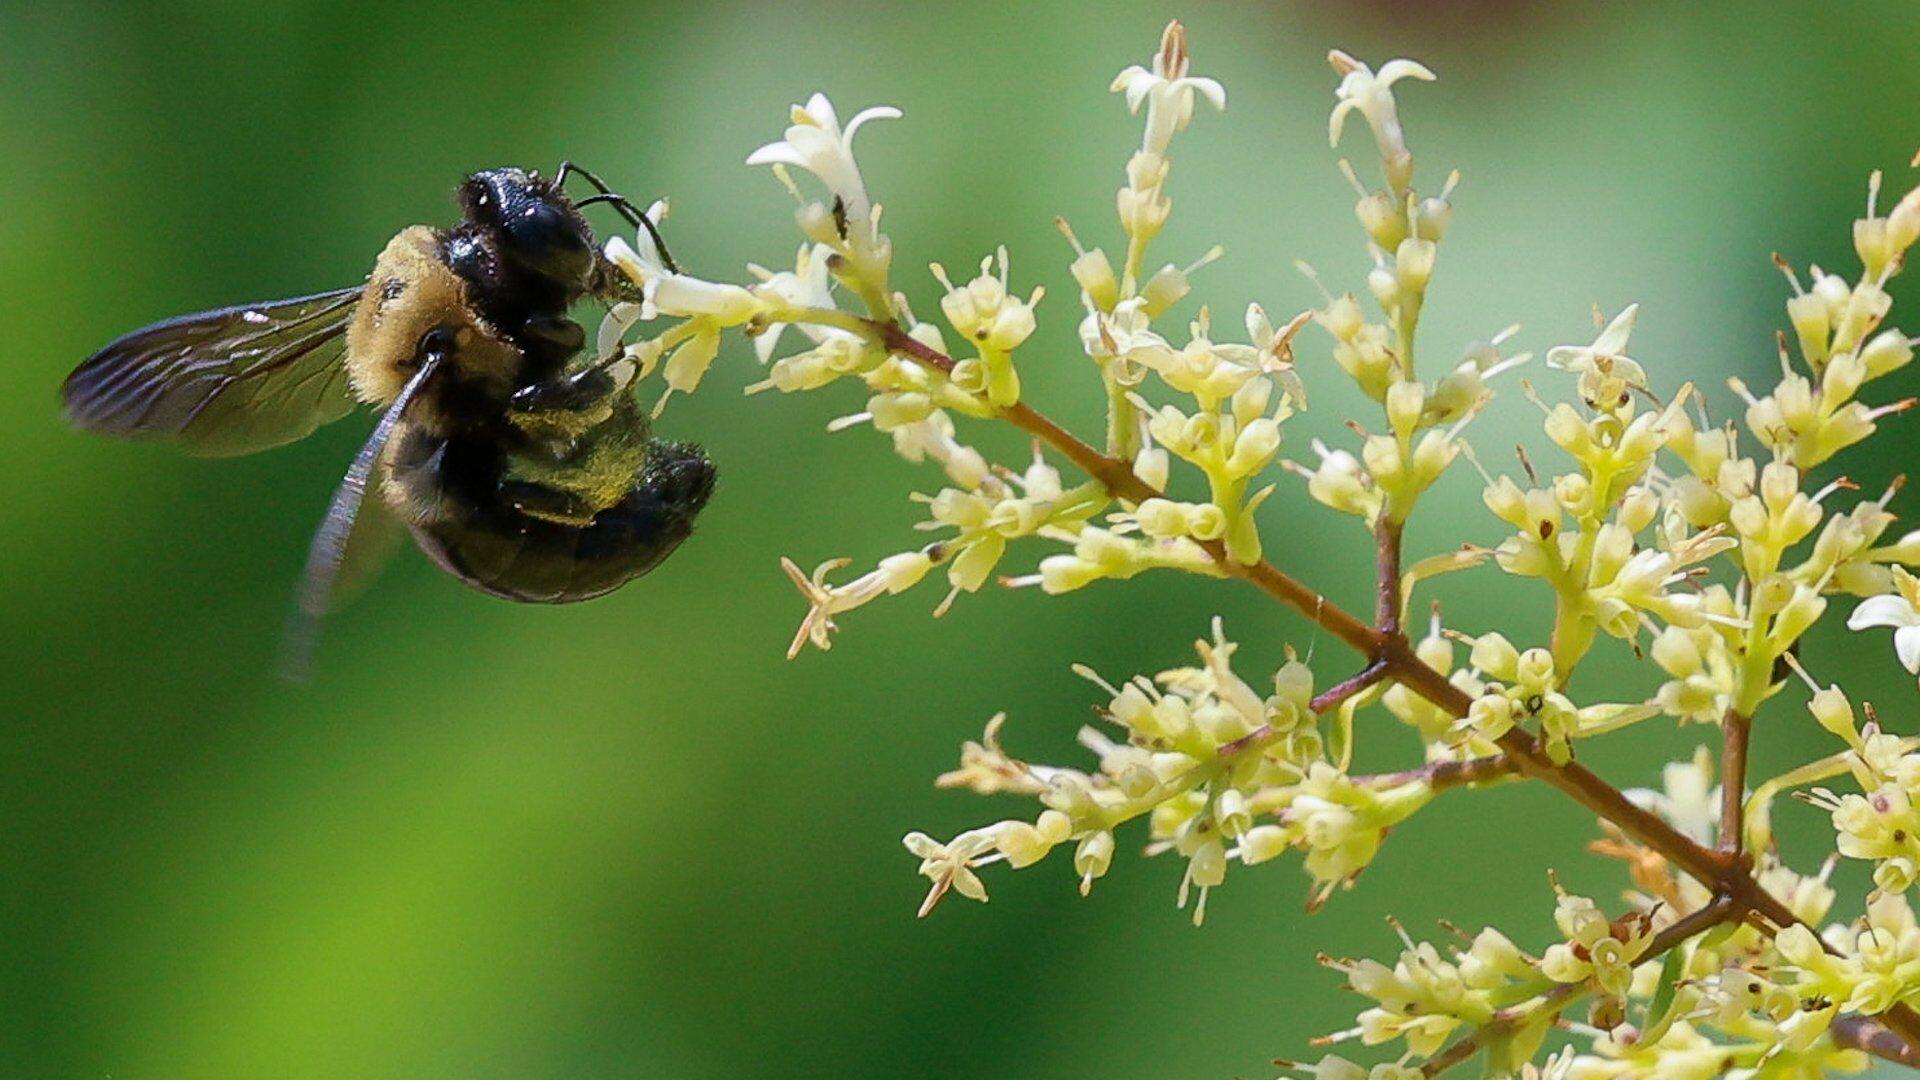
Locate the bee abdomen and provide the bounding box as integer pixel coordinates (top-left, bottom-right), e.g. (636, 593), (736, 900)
(384, 424), (715, 603)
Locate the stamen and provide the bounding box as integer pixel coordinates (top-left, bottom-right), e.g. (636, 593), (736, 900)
(1772, 252), (1805, 295)
(1336, 158), (1370, 198)
(1294, 260), (1335, 303)
(1055, 215), (1086, 256)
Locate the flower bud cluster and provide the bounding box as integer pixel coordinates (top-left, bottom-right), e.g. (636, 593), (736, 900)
(1805, 717), (1920, 895)
(1786, 892), (1920, 1012)
(1130, 332), (1291, 562)
(1323, 923), (1535, 1059)
(1749, 195), (1920, 468)
(1299, 52), (1478, 531)
(903, 621), (1439, 923)
(1539, 888), (1654, 997)
(1450, 632), (1655, 765)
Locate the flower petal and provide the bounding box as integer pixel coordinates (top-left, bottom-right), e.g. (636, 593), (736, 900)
(1110, 65), (1154, 111)
(1188, 76), (1228, 111)
(1592, 303), (1640, 356)
(843, 105), (903, 142)
(745, 141), (807, 169)
(950, 865), (989, 903)
(1896, 625), (1920, 674)
(1850, 593), (1920, 631)
(1328, 99), (1357, 147)
(1377, 59), (1437, 86)
(801, 91), (837, 129)
(1544, 344), (1588, 371)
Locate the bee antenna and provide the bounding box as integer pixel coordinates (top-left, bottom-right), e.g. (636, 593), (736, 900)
(576, 193), (682, 275)
(553, 160), (682, 274)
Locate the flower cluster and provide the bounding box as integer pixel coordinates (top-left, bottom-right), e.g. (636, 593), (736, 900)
(916, 620), (1435, 923)
(581, 18), (1920, 1078)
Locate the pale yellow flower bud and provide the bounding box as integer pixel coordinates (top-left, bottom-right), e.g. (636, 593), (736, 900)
(1862, 328), (1915, 379)
(1069, 248), (1121, 311)
(1385, 380), (1425, 438)
(1394, 236), (1436, 293)
(1470, 633), (1519, 680)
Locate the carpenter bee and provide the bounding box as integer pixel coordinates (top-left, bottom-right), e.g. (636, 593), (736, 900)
(62, 164), (717, 676)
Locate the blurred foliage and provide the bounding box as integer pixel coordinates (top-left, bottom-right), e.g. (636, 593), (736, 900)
(7, 0), (1920, 1075)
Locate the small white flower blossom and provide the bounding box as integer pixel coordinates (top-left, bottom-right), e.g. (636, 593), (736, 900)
(747, 243), (844, 362)
(1624, 746), (1720, 846)
(781, 552), (937, 658)
(745, 92), (900, 222)
(1849, 566), (1920, 674)
(602, 200), (760, 325)
(901, 828), (994, 916)
(1327, 51), (1434, 187)
(1545, 303), (1649, 409)
(1110, 21), (1227, 156)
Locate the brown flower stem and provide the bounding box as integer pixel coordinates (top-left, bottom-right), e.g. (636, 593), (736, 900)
(1834, 1014), (1920, 1067)
(1359, 753), (1516, 793)
(1308, 658), (1390, 714)
(851, 315), (1920, 1066)
(1721, 710), (1752, 856)
(1376, 517), (1404, 634)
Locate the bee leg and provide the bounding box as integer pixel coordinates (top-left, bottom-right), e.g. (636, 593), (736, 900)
(510, 322), (623, 417)
(510, 369), (617, 415)
(514, 313), (586, 376)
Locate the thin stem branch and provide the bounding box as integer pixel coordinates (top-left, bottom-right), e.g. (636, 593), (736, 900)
(1721, 710), (1752, 857)
(1834, 1014), (1920, 1067)
(818, 311), (1920, 1067)
(1360, 753), (1517, 794)
(1309, 658), (1390, 714)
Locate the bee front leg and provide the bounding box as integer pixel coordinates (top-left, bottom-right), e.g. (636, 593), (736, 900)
(510, 366), (618, 416)
(510, 316), (628, 417)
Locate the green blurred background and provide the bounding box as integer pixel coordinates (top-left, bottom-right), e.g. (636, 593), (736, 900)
(7, 1), (1920, 1075)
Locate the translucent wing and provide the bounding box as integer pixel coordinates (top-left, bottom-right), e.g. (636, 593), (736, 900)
(279, 349), (444, 682)
(62, 287), (365, 457)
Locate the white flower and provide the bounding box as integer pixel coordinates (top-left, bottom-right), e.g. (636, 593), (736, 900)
(931, 249), (1044, 352)
(1078, 297), (1173, 385)
(1545, 303), (1649, 408)
(901, 829), (995, 917)
(1849, 567), (1920, 674)
(748, 243), (845, 362)
(746, 92), (900, 222)
(1111, 21), (1226, 155)
(604, 200), (761, 325)
(781, 552), (936, 658)
(1624, 746), (1720, 846)
(1327, 52), (1434, 169)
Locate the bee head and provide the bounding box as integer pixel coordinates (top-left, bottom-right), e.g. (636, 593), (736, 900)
(459, 168), (596, 291)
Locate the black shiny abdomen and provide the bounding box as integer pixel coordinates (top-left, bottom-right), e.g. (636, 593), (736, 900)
(386, 424), (716, 603)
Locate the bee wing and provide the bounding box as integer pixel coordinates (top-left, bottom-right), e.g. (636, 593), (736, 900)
(327, 464), (408, 605)
(62, 287), (365, 457)
(279, 343), (446, 681)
